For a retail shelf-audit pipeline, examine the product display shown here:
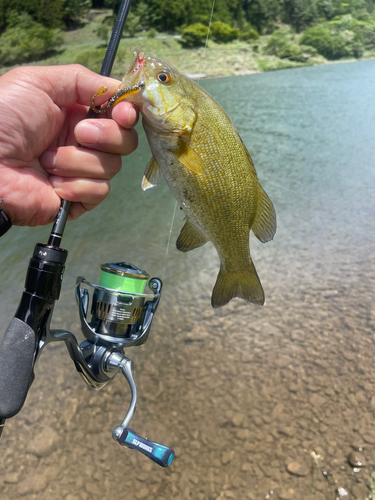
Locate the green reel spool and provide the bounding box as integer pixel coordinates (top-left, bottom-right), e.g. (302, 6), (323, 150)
(99, 263), (149, 294)
(90, 262), (151, 337)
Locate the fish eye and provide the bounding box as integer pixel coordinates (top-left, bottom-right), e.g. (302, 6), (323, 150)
(157, 71), (171, 83)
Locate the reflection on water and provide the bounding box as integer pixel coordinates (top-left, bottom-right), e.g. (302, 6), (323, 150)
(1, 60), (375, 499)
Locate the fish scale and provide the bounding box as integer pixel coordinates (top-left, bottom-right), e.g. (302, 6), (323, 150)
(103, 49), (277, 308)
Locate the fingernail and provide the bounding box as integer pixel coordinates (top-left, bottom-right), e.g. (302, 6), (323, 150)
(75, 122), (100, 144)
(50, 176), (63, 188)
(40, 150), (56, 169)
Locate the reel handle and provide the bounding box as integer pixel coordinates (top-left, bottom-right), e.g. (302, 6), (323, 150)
(114, 427), (174, 467)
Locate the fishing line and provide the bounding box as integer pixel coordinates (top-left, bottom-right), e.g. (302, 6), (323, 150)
(162, 0), (215, 280)
(162, 200), (178, 279)
(200, 0), (217, 75)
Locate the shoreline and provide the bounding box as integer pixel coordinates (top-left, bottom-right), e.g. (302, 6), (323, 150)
(1, 34), (374, 79)
(189, 54), (375, 81)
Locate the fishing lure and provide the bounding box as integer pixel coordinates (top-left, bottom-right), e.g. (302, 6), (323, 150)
(91, 81), (145, 113)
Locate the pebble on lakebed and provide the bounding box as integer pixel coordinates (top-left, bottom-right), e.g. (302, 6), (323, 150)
(347, 450), (366, 467)
(286, 462), (310, 476)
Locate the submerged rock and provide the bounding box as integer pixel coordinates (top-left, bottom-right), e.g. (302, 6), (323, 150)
(348, 450), (366, 467)
(352, 483), (369, 500)
(286, 461), (309, 476)
(26, 426), (59, 457)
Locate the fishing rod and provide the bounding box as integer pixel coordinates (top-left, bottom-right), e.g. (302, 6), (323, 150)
(0, 0), (174, 468)
(49, 0), (134, 248)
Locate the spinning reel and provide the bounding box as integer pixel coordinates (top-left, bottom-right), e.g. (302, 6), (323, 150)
(0, 243), (174, 468)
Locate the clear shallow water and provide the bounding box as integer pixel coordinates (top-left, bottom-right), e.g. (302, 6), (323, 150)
(0, 60), (375, 500)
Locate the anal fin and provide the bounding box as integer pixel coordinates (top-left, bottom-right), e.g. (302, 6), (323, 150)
(176, 219), (208, 252)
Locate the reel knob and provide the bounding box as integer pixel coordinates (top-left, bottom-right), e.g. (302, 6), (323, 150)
(113, 426), (174, 467)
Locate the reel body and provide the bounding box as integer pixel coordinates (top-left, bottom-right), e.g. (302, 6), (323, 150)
(77, 262), (161, 349)
(0, 250), (174, 468)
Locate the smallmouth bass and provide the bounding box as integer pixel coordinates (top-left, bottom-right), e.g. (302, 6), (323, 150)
(93, 49), (277, 308)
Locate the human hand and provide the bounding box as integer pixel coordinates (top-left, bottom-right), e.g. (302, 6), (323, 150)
(0, 64), (139, 227)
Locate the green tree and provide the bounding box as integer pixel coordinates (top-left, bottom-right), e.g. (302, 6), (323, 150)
(0, 0), (63, 31)
(0, 0), (90, 32)
(84, 0), (375, 37)
(242, 0), (282, 34)
(282, 0), (319, 31)
(0, 13), (63, 64)
(63, 0), (91, 27)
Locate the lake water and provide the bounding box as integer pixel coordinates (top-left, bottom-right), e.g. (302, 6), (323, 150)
(1, 59), (375, 500)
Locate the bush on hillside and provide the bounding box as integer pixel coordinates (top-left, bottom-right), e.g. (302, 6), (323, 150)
(300, 24), (353, 59)
(362, 25), (375, 47)
(210, 21), (240, 43)
(300, 25), (331, 49)
(147, 27), (157, 38)
(322, 32), (352, 58)
(123, 10), (142, 37)
(351, 41), (364, 57)
(240, 27), (260, 41)
(265, 29), (303, 61)
(96, 23), (110, 43)
(0, 13), (63, 65)
(179, 23), (208, 48)
(349, 21), (375, 49)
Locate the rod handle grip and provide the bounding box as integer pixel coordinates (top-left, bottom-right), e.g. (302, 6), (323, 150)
(0, 318), (35, 419)
(118, 427), (174, 467)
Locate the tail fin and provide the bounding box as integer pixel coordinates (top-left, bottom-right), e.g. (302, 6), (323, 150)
(211, 262), (265, 308)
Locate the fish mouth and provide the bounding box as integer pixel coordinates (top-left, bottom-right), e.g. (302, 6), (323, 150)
(125, 48), (166, 84)
(125, 49), (145, 77)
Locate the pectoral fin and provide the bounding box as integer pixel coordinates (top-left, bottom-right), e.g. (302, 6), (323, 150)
(141, 157), (164, 191)
(176, 219), (208, 252)
(251, 185), (277, 243)
(175, 142), (207, 175)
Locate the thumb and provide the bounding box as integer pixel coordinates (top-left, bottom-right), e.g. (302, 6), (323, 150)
(4, 64), (122, 109)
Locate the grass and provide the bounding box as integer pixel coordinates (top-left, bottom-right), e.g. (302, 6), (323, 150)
(0, 36), (326, 79)
(1, 11), (375, 78)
